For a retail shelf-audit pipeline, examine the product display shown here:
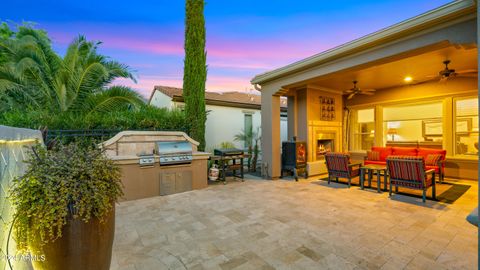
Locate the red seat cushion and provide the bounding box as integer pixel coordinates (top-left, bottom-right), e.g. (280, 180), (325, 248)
(392, 147), (418, 156)
(371, 147), (392, 161)
(364, 160), (386, 166)
(417, 148), (446, 161)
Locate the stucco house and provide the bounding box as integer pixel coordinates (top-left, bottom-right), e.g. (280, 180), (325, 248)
(149, 86), (288, 151)
(251, 0), (478, 180)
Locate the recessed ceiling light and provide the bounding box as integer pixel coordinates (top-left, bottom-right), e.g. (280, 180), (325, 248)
(404, 76), (413, 83)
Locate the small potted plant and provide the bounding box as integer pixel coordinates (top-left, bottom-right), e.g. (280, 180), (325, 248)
(9, 143), (123, 270)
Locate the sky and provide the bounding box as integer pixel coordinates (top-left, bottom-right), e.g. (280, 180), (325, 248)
(2, 0), (453, 98)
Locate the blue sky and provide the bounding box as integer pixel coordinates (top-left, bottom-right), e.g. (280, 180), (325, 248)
(2, 0), (452, 97)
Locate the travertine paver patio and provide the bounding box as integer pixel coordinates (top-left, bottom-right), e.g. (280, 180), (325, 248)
(110, 177), (478, 270)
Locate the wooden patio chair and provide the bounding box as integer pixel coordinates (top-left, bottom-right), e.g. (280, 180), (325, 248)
(386, 156), (436, 203)
(324, 153), (361, 188)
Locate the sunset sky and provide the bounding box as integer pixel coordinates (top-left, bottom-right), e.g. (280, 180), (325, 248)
(3, 0), (452, 97)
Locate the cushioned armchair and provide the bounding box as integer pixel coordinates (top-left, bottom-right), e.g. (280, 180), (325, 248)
(325, 153), (361, 188)
(386, 156), (436, 203)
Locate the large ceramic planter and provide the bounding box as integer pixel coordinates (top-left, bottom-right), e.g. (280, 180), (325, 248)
(29, 206), (115, 270)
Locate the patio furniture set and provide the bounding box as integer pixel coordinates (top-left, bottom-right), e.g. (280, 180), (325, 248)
(325, 146), (446, 202)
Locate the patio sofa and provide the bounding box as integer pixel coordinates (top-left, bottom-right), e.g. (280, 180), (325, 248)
(364, 146), (446, 182)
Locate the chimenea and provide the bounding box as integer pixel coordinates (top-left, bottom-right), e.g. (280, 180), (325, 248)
(281, 137), (308, 181)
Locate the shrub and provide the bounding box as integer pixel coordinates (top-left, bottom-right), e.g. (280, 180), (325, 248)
(9, 143), (123, 252)
(0, 105), (189, 132)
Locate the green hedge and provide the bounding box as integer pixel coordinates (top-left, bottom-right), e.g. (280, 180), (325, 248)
(0, 106), (188, 132)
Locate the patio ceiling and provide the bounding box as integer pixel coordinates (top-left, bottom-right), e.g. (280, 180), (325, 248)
(306, 45), (477, 94)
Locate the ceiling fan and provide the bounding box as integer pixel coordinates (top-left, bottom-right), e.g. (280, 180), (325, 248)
(428, 60), (477, 82)
(345, 80), (376, 99)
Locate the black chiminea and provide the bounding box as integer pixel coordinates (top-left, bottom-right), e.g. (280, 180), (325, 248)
(281, 137), (308, 181)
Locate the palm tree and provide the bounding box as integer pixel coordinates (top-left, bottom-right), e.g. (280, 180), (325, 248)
(0, 25), (144, 114)
(234, 128), (257, 171)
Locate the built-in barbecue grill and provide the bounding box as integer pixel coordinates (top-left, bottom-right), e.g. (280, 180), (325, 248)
(155, 141), (193, 166)
(102, 131), (209, 200)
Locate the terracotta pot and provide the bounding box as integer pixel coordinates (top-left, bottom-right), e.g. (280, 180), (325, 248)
(29, 206), (115, 270)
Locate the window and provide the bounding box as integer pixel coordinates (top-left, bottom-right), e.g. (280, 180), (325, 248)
(455, 97), (478, 156)
(383, 102), (442, 144)
(351, 108), (375, 151)
(244, 114), (253, 148)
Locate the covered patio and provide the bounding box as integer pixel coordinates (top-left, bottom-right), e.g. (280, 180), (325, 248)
(251, 0), (478, 181)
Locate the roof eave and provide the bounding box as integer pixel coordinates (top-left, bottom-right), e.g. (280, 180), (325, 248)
(251, 0), (476, 86)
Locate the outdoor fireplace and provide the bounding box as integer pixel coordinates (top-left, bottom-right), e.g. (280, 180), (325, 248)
(316, 133), (335, 160)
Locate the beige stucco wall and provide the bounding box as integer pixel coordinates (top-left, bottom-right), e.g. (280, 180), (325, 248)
(150, 90), (174, 109)
(296, 89), (308, 142)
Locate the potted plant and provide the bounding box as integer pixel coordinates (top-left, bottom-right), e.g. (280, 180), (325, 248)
(9, 143), (123, 270)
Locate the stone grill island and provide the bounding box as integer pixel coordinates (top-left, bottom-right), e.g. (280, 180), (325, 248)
(101, 131), (209, 201)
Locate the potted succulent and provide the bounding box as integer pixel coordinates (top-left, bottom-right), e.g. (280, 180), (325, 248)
(9, 143), (123, 270)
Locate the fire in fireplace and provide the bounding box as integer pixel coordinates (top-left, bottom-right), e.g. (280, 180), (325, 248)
(316, 133), (335, 160)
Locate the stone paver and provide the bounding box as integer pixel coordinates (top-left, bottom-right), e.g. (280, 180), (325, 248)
(111, 177), (478, 270)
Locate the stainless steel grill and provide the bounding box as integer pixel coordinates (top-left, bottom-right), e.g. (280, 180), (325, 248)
(155, 141), (193, 166)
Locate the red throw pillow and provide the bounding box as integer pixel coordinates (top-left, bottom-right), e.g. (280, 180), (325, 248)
(425, 154), (443, 166)
(367, 151), (380, 161)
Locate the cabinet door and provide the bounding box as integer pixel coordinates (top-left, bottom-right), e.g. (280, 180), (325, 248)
(160, 172), (176, 196)
(175, 171), (192, 193)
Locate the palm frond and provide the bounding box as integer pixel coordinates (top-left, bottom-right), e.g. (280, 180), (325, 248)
(84, 85), (144, 115)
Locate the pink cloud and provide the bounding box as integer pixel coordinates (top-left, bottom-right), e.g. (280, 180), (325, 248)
(113, 76), (182, 98)
(49, 28), (329, 64)
(206, 75), (254, 92)
(113, 74), (254, 99)
(208, 60), (272, 70)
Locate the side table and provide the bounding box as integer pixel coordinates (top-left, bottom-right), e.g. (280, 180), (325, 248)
(360, 164), (388, 193)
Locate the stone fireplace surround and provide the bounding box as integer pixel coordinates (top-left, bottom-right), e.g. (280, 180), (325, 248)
(307, 121), (343, 176)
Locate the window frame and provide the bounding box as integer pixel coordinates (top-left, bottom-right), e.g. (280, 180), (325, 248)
(453, 96), (478, 157)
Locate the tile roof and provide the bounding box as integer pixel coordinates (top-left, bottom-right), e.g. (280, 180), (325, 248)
(150, 86), (287, 108)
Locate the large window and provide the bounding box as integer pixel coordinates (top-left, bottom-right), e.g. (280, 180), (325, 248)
(383, 102), (443, 145)
(351, 108), (375, 151)
(455, 97), (478, 156)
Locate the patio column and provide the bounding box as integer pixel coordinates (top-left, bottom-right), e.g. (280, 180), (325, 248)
(261, 91), (281, 179)
(287, 96), (296, 140)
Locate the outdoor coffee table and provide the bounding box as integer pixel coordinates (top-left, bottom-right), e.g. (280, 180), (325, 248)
(360, 164), (388, 193)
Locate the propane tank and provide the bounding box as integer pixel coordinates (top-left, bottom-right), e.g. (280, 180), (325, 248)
(209, 164), (219, 181)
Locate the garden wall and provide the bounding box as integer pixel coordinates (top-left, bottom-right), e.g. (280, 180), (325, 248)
(0, 125), (43, 270)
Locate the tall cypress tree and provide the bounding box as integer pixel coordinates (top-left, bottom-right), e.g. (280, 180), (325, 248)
(183, 0), (207, 150)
